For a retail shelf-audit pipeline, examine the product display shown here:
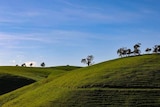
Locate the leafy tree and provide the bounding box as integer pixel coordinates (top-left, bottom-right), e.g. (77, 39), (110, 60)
(41, 62), (45, 67)
(81, 55), (94, 66)
(153, 45), (160, 53)
(21, 63), (26, 67)
(145, 48), (152, 54)
(134, 43), (141, 49)
(30, 63), (33, 67)
(81, 58), (87, 64)
(133, 43), (141, 55)
(117, 48), (132, 57)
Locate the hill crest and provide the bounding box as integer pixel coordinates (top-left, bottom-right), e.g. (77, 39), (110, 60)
(1, 54), (160, 107)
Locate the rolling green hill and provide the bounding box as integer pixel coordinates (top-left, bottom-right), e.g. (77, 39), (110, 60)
(0, 54), (160, 107)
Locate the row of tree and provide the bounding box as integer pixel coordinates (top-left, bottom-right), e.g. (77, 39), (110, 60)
(81, 44), (160, 66)
(117, 43), (141, 57)
(152, 45), (160, 53)
(18, 43), (160, 67)
(17, 62), (45, 67)
(117, 43), (160, 57)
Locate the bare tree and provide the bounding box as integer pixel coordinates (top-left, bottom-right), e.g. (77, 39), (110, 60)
(81, 55), (94, 66)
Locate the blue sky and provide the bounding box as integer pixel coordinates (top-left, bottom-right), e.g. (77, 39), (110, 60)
(0, 0), (160, 66)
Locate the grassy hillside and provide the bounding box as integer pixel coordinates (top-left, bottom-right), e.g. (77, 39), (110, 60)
(0, 66), (80, 81)
(0, 66), (80, 95)
(0, 54), (160, 106)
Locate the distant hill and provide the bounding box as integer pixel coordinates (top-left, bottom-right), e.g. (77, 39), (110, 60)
(0, 54), (160, 107)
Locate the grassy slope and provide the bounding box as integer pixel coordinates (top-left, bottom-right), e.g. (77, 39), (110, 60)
(1, 54), (160, 106)
(0, 66), (81, 103)
(0, 66), (81, 81)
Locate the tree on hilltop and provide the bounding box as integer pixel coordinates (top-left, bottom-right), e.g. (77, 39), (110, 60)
(153, 45), (160, 53)
(81, 55), (94, 66)
(117, 47), (132, 57)
(133, 43), (141, 55)
(41, 62), (45, 67)
(21, 63), (26, 67)
(145, 48), (152, 54)
(30, 63), (33, 67)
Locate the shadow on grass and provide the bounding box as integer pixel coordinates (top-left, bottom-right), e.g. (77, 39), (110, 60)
(0, 74), (36, 95)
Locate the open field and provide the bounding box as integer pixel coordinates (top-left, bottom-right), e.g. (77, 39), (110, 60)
(0, 54), (160, 106)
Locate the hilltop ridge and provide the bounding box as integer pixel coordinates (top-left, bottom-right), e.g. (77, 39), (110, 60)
(0, 54), (160, 106)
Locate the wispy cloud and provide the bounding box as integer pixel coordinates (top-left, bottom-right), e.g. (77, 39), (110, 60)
(0, 32), (45, 42)
(0, 1), (147, 26)
(0, 32), (49, 49)
(0, 27), (139, 47)
(58, 0), (102, 10)
(0, 30), (109, 49)
(55, 0), (148, 24)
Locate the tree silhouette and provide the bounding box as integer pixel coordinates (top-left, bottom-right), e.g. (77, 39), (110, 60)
(126, 49), (132, 56)
(133, 43), (141, 55)
(117, 43), (160, 57)
(145, 48), (152, 54)
(81, 55), (94, 66)
(30, 63), (33, 67)
(41, 62), (45, 67)
(21, 63), (26, 67)
(117, 48), (124, 57)
(117, 48), (132, 57)
(153, 45), (160, 53)
(117, 43), (142, 57)
(134, 43), (141, 49)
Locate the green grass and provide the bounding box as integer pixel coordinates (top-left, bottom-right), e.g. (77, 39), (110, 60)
(1, 54), (160, 106)
(0, 65), (81, 81)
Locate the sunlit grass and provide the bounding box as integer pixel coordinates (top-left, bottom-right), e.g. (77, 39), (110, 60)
(1, 54), (160, 106)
